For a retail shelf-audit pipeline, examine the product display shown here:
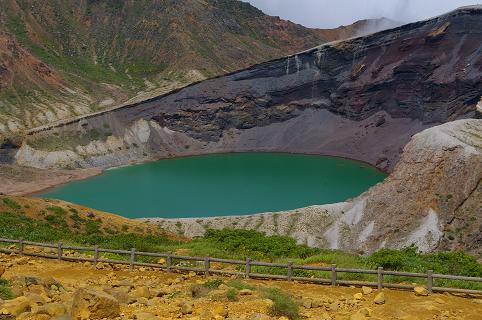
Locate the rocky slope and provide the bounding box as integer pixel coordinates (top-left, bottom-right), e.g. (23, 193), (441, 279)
(11, 6), (481, 172)
(2, 254), (481, 320)
(316, 18), (401, 42)
(0, 0), (333, 135)
(146, 119), (482, 256)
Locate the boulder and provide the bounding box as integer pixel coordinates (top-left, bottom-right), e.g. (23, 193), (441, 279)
(414, 286), (429, 296)
(361, 286), (373, 295)
(302, 298), (313, 308)
(70, 288), (120, 320)
(373, 292), (385, 305)
(359, 307), (373, 317)
(353, 293), (363, 300)
(329, 302), (339, 311)
(181, 302), (193, 315)
(212, 305), (228, 317)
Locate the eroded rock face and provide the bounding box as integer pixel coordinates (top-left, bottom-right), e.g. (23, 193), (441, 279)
(15, 6), (482, 171)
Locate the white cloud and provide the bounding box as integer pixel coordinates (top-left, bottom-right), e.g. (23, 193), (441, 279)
(242, 0), (481, 28)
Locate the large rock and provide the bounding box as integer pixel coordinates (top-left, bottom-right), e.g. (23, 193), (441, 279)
(414, 287), (429, 296)
(0, 296), (31, 316)
(70, 288), (120, 320)
(373, 292), (385, 305)
(130, 286), (151, 299)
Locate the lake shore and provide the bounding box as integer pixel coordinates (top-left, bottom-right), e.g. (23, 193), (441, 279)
(0, 164), (102, 196)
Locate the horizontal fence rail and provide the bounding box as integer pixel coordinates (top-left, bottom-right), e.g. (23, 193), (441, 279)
(0, 238), (481, 295)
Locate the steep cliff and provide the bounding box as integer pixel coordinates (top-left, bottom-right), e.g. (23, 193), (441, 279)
(15, 6), (482, 172)
(146, 119), (482, 256)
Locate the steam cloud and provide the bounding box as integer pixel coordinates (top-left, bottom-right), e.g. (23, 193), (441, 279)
(242, 0), (481, 28)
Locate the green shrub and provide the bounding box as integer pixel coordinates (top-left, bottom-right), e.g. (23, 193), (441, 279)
(262, 287), (300, 320)
(367, 247), (418, 270)
(2, 198), (21, 210)
(202, 229), (320, 259)
(226, 288), (237, 301)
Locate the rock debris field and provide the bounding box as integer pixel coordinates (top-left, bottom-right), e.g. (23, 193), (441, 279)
(1, 252), (482, 319)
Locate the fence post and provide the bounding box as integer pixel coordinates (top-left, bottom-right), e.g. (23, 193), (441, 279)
(331, 264), (337, 286)
(93, 246), (99, 267)
(166, 252), (172, 273)
(245, 258), (251, 279)
(427, 270), (433, 293)
(204, 257), (210, 278)
(18, 238), (24, 255)
(129, 248), (136, 272)
(377, 267), (384, 290)
(57, 242), (63, 260)
(287, 261), (293, 282)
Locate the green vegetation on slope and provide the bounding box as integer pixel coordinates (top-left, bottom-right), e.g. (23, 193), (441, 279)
(1, 200), (481, 290)
(0, 0), (328, 133)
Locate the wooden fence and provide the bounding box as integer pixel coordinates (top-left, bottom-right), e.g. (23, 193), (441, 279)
(1, 237), (481, 295)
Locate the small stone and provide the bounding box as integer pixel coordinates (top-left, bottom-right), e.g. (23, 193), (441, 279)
(188, 271), (197, 278)
(414, 286), (429, 296)
(361, 286), (373, 295)
(239, 289), (253, 295)
(373, 292), (385, 305)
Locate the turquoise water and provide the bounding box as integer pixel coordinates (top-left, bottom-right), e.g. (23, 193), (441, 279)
(39, 153), (386, 218)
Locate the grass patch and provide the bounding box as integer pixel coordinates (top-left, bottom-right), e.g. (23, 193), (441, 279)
(0, 279), (14, 300)
(226, 288), (237, 301)
(262, 287), (300, 320)
(203, 278), (224, 289)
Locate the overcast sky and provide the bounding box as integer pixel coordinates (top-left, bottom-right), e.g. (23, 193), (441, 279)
(242, 0), (481, 28)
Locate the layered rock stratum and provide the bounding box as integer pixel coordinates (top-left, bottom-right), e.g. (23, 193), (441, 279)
(10, 6), (481, 172)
